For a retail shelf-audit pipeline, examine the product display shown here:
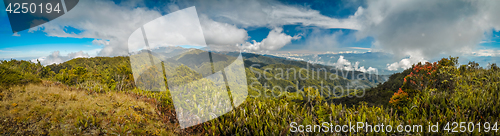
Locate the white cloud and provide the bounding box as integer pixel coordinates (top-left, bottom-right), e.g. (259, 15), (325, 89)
(26, 0), (500, 63)
(0, 50), (18, 53)
(178, 0), (361, 29)
(92, 39), (110, 46)
(34, 51), (91, 65)
(239, 27), (300, 51)
(239, 40), (262, 51)
(199, 15), (249, 46)
(386, 56), (427, 71)
(12, 33), (20, 37)
(127, 7), (208, 52)
(262, 4), (361, 29)
(303, 29), (342, 51)
(334, 55), (353, 70)
(349, 47), (371, 51)
(354, 62), (378, 73)
(366, 67), (378, 73)
(29, 0), (262, 57)
(471, 49), (500, 57)
(29, 0), (163, 56)
(333, 55), (377, 73)
(125, 7), (250, 53)
(355, 0), (500, 59)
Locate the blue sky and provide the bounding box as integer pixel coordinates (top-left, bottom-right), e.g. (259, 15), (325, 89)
(0, 0), (374, 58)
(0, 0), (100, 59)
(1, 0), (500, 73)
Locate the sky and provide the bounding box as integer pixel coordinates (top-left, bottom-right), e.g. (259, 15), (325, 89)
(1, 0), (500, 74)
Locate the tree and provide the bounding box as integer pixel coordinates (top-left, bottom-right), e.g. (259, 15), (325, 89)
(489, 63), (499, 71)
(467, 61), (480, 70)
(74, 67), (87, 83)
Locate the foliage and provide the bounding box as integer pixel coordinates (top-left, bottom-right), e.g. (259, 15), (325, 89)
(389, 57), (459, 108)
(2, 55), (500, 135)
(0, 60), (42, 87)
(385, 57), (500, 135)
(0, 83), (172, 135)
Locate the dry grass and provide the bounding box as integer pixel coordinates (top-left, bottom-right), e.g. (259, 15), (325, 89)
(0, 81), (174, 135)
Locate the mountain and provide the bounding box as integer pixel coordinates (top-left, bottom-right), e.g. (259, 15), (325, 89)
(240, 52), (390, 84)
(3, 53), (500, 135)
(44, 48), (384, 98)
(129, 46), (390, 83)
(267, 52), (397, 75)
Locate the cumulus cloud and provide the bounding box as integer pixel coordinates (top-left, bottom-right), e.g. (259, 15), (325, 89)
(199, 15), (249, 46)
(28, 0), (360, 57)
(27, 0), (500, 65)
(29, 0), (260, 56)
(29, 0), (162, 56)
(175, 0), (362, 29)
(239, 27), (300, 51)
(33, 51), (90, 65)
(127, 7), (208, 52)
(304, 29), (342, 51)
(333, 55), (353, 70)
(386, 56), (427, 71)
(333, 55), (378, 73)
(125, 7), (249, 53)
(354, 62), (378, 73)
(92, 39), (110, 46)
(471, 49), (500, 57)
(12, 33), (20, 37)
(355, 0), (500, 60)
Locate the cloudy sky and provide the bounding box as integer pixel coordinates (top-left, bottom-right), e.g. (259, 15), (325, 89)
(1, 0), (499, 73)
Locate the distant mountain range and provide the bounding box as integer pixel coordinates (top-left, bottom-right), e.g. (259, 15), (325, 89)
(264, 52), (397, 75)
(133, 46), (390, 83)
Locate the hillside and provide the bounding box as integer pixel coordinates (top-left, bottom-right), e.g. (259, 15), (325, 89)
(45, 51), (379, 95)
(241, 52), (389, 84)
(2, 56), (500, 135)
(0, 82), (174, 135)
(330, 68), (410, 106)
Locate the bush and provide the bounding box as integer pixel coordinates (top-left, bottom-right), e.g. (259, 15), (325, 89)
(0, 64), (40, 87)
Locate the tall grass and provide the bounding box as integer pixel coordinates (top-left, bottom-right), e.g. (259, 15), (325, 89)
(0, 82), (173, 135)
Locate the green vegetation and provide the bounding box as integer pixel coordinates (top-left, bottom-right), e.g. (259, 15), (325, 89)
(47, 57), (135, 92)
(0, 82), (173, 135)
(0, 60), (43, 87)
(1, 55), (500, 135)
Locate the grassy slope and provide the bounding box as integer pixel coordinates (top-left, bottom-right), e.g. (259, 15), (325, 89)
(330, 69), (409, 107)
(3, 56), (500, 135)
(0, 81), (174, 135)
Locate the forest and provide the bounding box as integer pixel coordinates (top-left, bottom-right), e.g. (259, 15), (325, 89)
(1, 53), (499, 135)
